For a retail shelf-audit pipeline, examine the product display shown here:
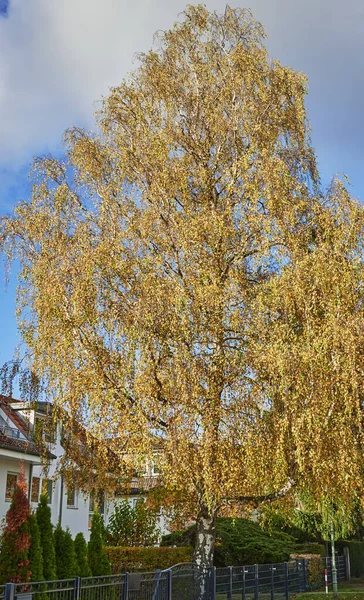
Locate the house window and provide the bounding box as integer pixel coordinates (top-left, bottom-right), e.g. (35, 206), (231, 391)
(42, 478), (53, 504)
(5, 472), (18, 501)
(89, 492), (95, 513)
(152, 460), (161, 475)
(67, 487), (77, 508)
(31, 476), (41, 503)
(34, 415), (55, 444)
(132, 497), (145, 509)
(88, 492), (105, 528)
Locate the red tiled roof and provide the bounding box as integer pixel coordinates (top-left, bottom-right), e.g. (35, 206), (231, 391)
(0, 394), (30, 432)
(0, 395), (56, 459)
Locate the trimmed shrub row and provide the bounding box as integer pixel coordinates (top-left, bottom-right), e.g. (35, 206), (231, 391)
(104, 546), (193, 573)
(293, 543), (325, 556)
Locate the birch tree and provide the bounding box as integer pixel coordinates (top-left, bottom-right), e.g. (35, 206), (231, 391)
(2, 5), (364, 571)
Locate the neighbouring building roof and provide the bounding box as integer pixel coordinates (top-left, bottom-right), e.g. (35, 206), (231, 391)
(0, 395), (56, 459)
(0, 433), (43, 457)
(0, 394), (30, 433)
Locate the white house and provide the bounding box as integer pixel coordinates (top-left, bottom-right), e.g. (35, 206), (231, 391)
(0, 394), (168, 541)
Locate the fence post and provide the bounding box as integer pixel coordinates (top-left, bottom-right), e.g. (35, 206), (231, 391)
(270, 565), (275, 600)
(122, 572), (129, 600)
(302, 559), (307, 592)
(73, 576), (81, 600)
(4, 584), (15, 600)
(209, 566), (216, 600)
(295, 560), (300, 593)
(228, 566), (233, 600)
(166, 568), (172, 600)
(255, 564), (259, 600)
(242, 568), (246, 600)
(284, 562), (289, 600)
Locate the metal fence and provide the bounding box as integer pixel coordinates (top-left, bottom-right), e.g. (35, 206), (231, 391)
(2, 556), (347, 600)
(214, 556), (347, 599)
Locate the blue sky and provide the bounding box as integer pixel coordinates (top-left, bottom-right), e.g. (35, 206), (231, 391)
(1, 0), (364, 366)
(0, 0), (8, 17)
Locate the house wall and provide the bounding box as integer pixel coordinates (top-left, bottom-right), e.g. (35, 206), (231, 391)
(0, 408), (170, 542)
(0, 453), (32, 521)
(30, 422), (93, 540)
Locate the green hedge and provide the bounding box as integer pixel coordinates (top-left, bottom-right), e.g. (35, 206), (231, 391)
(293, 543), (325, 556)
(104, 546), (193, 573)
(336, 541), (364, 578)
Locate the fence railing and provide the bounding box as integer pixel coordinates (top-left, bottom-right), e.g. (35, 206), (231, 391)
(2, 555), (347, 600)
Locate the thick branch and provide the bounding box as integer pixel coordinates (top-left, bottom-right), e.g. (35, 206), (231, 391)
(222, 477), (296, 508)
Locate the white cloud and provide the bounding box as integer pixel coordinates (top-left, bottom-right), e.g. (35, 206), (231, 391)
(0, 0), (364, 173)
(0, 0), (225, 165)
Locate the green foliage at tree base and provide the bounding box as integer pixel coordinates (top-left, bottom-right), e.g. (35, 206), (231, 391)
(161, 517), (296, 567)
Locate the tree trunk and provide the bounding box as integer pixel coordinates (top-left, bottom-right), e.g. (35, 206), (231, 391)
(193, 503), (217, 568)
(193, 504), (217, 599)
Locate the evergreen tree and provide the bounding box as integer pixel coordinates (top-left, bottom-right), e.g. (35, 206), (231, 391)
(88, 513), (111, 576)
(28, 513), (44, 582)
(36, 494), (56, 581)
(54, 524), (78, 580)
(74, 533), (92, 577)
(0, 472), (31, 584)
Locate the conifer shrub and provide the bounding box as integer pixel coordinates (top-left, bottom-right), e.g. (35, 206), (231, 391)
(0, 472), (31, 584)
(36, 494), (57, 581)
(88, 512), (111, 576)
(54, 524), (78, 580)
(74, 532), (92, 577)
(28, 514), (44, 581)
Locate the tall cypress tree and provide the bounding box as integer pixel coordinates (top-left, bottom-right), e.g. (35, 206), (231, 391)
(88, 512), (111, 576)
(36, 494), (56, 581)
(0, 473), (31, 584)
(74, 533), (92, 577)
(54, 524), (78, 580)
(28, 513), (44, 582)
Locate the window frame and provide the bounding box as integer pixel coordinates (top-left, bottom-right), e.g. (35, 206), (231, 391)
(31, 476), (41, 503)
(66, 487), (78, 509)
(132, 497), (145, 509)
(151, 460), (161, 476)
(42, 478), (53, 505)
(5, 472), (18, 502)
(34, 415), (56, 444)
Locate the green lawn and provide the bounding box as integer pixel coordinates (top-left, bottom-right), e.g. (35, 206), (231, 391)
(215, 581), (364, 600)
(293, 579), (364, 600)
